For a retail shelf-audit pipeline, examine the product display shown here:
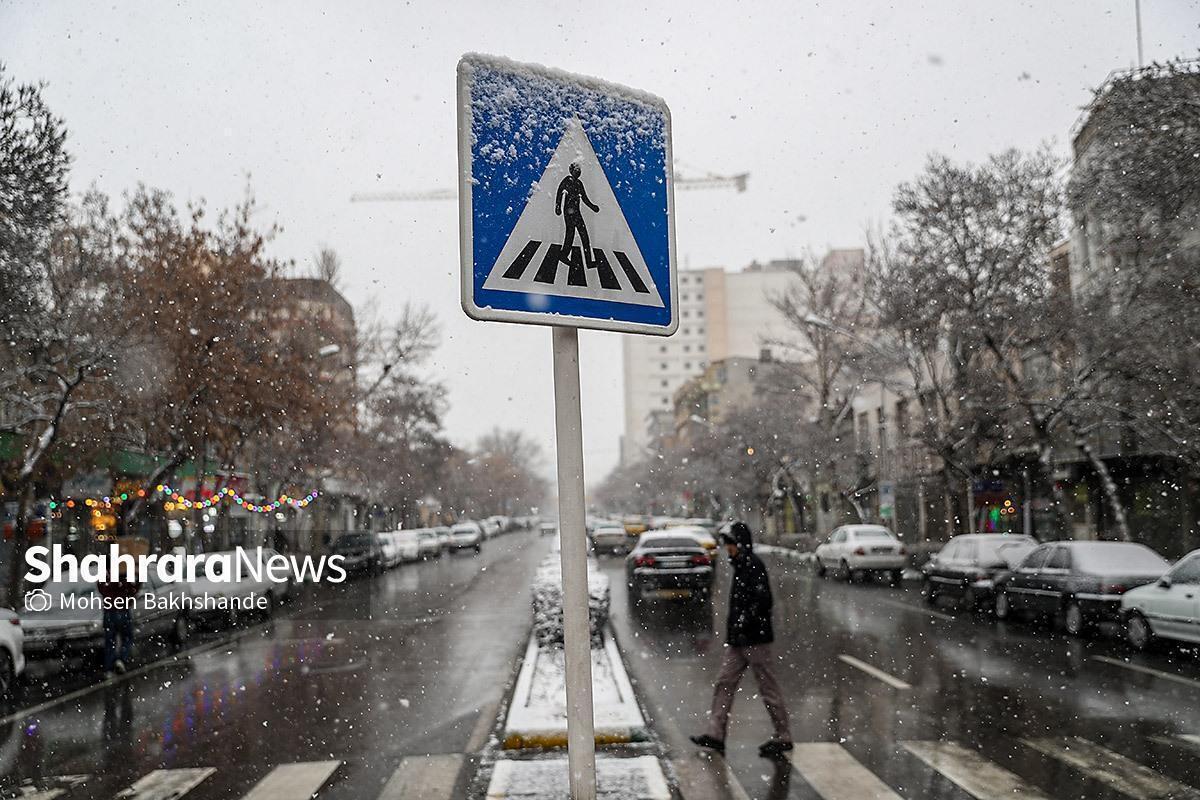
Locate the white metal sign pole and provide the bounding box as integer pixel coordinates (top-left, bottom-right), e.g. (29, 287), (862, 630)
(551, 325), (597, 800)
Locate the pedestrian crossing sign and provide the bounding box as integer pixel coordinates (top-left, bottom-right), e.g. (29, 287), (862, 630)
(457, 54), (677, 335)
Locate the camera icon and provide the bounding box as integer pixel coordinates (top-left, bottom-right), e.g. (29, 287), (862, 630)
(24, 588), (52, 613)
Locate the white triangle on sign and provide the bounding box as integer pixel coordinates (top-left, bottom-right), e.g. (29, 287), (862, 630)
(482, 118), (665, 309)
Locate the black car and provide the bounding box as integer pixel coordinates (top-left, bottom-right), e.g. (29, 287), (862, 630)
(923, 534), (1038, 611)
(994, 540), (1170, 635)
(625, 531), (714, 604)
(331, 533), (382, 575)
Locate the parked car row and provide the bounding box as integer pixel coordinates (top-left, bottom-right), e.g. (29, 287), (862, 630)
(3, 517), (539, 697)
(916, 533), (1199, 651)
(335, 516), (532, 571)
(810, 526), (1199, 653)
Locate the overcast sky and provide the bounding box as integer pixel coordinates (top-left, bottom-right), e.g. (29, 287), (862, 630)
(3, 0), (1198, 484)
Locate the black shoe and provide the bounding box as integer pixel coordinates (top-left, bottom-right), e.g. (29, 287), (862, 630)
(690, 734), (726, 755)
(759, 740), (794, 759)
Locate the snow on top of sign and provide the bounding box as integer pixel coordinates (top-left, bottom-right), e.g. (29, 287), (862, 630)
(458, 53), (670, 175)
(459, 52), (670, 112)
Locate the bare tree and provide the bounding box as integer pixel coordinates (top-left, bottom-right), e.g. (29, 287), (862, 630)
(1, 191), (132, 599)
(312, 245), (343, 289)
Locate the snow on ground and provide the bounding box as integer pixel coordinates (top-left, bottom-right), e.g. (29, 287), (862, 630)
(486, 755), (670, 800)
(531, 553), (611, 648)
(504, 632), (646, 748)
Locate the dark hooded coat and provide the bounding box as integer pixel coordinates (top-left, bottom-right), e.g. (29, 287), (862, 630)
(724, 522), (774, 647)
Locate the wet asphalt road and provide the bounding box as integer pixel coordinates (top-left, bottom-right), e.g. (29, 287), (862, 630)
(0, 530), (555, 799)
(600, 549), (1200, 800)
(4, 536), (1200, 799)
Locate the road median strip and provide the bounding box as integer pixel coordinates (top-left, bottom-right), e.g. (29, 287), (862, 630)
(501, 630), (649, 749)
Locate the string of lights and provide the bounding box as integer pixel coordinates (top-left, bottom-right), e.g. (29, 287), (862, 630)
(47, 485), (320, 515)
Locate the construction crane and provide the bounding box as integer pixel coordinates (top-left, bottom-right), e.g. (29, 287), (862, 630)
(350, 171), (748, 203)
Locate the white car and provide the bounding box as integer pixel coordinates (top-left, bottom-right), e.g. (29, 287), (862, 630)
(592, 525), (631, 554)
(480, 519), (501, 539)
(0, 608), (25, 698)
(1122, 548), (1200, 650)
(434, 526), (451, 551)
(376, 532), (403, 569)
(416, 529), (442, 559)
(394, 530), (421, 562)
(814, 524), (907, 582)
(450, 522), (484, 553)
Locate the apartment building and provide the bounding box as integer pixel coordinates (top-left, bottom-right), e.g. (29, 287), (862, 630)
(620, 259), (803, 464)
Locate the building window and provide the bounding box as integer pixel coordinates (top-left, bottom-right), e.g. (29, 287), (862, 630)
(659, 345), (667, 353)
(682, 310), (689, 318)
(684, 362), (692, 370)
(682, 327), (690, 335)
(683, 345), (691, 352)
(661, 380), (668, 388)
(698, 344), (705, 352)
(661, 363), (668, 370)
(682, 293), (689, 301)
(662, 397), (669, 405)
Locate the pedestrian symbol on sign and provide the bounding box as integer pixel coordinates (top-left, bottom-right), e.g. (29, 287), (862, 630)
(555, 162), (600, 266)
(480, 118), (665, 309)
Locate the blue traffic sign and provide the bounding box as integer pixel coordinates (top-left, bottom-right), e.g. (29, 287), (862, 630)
(457, 54), (677, 335)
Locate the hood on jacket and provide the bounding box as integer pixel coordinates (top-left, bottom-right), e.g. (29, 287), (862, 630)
(721, 521), (754, 551)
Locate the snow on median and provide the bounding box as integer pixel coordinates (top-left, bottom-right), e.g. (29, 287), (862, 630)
(486, 755), (670, 799)
(503, 631), (648, 749)
(531, 547), (611, 648)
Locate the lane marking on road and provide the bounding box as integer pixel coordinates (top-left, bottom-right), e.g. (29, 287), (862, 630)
(789, 743), (903, 800)
(903, 740), (1053, 800)
(114, 768), (215, 800)
(378, 755), (465, 800)
(1152, 733), (1200, 754)
(1021, 736), (1194, 799)
(239, 760), (341, 800)
(877, 598), (955, 622)
(838, 654), (911, 690)
(1091, 655), (1200, 690)
(467, 701), (500, 752)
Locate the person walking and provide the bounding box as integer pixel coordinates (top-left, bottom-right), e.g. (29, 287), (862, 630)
(692, 521), (793, 759)
(98, 572), (140, 678)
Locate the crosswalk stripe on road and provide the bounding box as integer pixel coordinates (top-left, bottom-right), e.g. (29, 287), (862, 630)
(9, 735), (1200, 800)
(902, 741), (1052, 800)
(1021, 736), (1195, 799)
(377, 755), (465, 800)
(114, 768), (215, 800)
(789, 743), (903, 800)
(239, 760), (341, 800)
(1175, 733), (1200, 752)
